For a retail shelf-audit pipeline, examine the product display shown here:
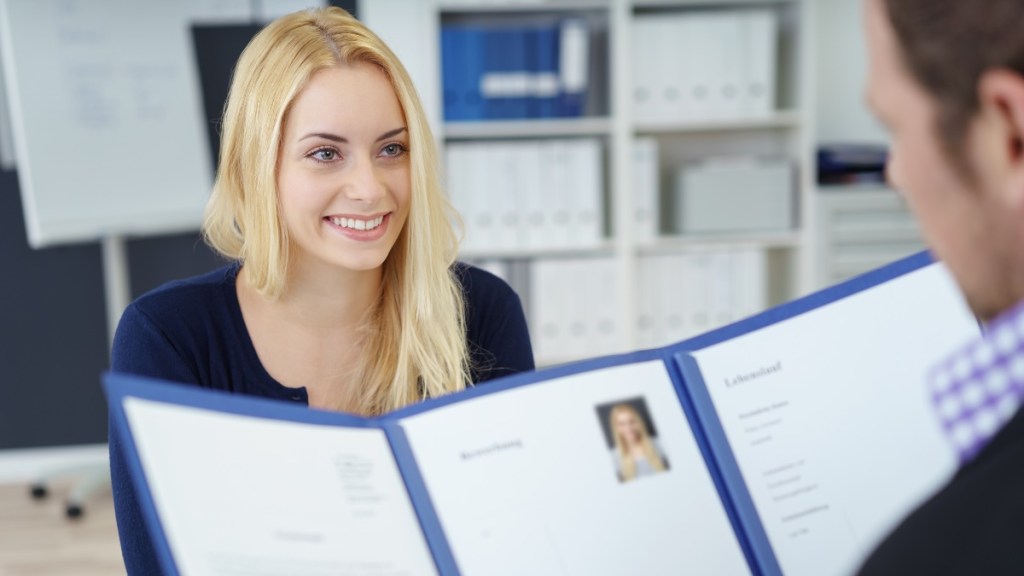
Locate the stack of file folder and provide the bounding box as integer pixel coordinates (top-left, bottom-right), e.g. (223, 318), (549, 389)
(632, 9), (778, 124)
(441, 18), (591, 121)
(446, 138), (604, 253)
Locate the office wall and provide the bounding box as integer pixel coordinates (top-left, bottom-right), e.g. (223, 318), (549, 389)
(0, 8), (229, 449)
(0, 168), (109, 449)
(814, 0), (888, 145)
(0, 166), (226, 449)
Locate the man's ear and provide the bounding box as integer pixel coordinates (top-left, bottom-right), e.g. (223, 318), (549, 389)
(977, 69), (1024, 206)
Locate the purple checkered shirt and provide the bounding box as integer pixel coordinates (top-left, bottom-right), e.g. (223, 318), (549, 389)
(929, 300), (1024, 464)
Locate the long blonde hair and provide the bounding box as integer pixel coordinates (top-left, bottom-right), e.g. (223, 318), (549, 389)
(610, 404), (667, 481)
(202, 7), (470, 414)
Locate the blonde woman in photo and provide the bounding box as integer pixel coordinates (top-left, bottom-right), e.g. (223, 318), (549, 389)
(610, 403), (669, 482)
(108, 8), (533, 573)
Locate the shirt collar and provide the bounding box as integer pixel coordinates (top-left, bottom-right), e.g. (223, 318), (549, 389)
(929, 300), (1024, 464)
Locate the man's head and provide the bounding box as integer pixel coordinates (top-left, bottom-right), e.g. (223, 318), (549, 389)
(864, 0), (1024, 321)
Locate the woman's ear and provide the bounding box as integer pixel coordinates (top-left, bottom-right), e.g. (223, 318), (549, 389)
(976, 69), (1024, 209)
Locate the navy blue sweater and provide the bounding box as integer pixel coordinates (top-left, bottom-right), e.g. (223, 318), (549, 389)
(109, 263), (534, 574)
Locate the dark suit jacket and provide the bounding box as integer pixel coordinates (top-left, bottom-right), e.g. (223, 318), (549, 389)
(857, 406), (1024, 575)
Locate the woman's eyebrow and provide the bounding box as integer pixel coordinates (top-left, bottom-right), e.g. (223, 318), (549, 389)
(299, 132), (347, 143)
(375, 127), (407, 142)
(298, 127), (406, 143)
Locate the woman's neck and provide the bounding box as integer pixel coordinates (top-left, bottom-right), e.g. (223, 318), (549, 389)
(259, 258), (384, 333)
(627, 440), (647, 455)
(236, 259), (386, 411)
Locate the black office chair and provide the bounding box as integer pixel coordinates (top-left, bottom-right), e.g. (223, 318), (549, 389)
(29, 460), (110, 518)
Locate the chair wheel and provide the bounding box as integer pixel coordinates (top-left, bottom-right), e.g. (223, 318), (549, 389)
(29, 484), (48, 499)
(65, 503), (83, 519)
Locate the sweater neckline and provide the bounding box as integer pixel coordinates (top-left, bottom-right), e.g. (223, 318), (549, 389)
(222, 263), (310, 404)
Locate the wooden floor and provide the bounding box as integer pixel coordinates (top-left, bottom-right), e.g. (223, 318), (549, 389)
(0, 481), (124, 576)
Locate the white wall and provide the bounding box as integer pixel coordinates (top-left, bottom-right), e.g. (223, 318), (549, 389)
(814, 0), (888, 145)
(360, 0), (442, 140)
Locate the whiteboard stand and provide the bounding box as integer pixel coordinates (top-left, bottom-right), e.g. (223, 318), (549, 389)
(30, 235), (127, 517)
(101, 235), (131, 346)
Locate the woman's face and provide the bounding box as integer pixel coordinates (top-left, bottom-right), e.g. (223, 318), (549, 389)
(613, 409), (644, 446)
(277, 61), (410, 277)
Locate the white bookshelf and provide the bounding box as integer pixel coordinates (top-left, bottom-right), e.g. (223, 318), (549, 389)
(366, 0), (815, 366)
(438, 1), (613, 13)
(444, 117), (612, 139)
(460, 242), (617, 260)
(634, 109), (801, 135)
(638, 231), (802, 254)
(633, 0), (794, 6)
(815, 186), (924, 288)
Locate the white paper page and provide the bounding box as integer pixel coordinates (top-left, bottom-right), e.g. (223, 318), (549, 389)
(124, 398), (437, 576)
(694, 263), (978, 576)
(401, 360), (751, 576)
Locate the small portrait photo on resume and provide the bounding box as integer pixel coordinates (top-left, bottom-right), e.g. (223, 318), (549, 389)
(596, 397), (670, 483)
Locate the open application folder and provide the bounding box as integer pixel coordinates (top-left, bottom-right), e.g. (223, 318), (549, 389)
(105, 251), (979, 576)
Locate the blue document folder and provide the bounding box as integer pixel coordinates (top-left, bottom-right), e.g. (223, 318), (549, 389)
(527, 23), (560, 119)
(441, 24), (487, 121)
(106, 250), (979, 575)
(481, 26), (528, 119)
(440, 25), (465, 121)
(441, 20), (589, 122)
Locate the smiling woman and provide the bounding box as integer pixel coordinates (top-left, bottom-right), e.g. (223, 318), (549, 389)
(605, 401), (669, 483)
(274, 63), (412, 280)
(107, 7), (534, 574)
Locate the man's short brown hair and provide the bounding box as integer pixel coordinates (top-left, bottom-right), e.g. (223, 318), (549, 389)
(883, 0), (1024, 171)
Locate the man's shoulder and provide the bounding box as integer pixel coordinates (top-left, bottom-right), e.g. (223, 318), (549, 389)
(858, 406), (1024, 574)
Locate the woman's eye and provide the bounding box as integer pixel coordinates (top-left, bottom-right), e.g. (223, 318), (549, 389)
(381, 143), (407, 158)
(310, 148), (338, 162)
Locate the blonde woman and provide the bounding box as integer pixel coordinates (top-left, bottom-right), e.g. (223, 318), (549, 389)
(609, 403), (669, 482)
(109, 7), (533, 573)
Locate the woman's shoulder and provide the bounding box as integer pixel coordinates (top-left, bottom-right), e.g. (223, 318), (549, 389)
(453, 262), (535, 379)
(113, 263), (246, 382)
(130, 263), (238, 316)
(452, 262), (520, 304)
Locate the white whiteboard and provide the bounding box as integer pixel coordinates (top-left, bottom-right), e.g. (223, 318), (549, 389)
(0, 0), (213, 248)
